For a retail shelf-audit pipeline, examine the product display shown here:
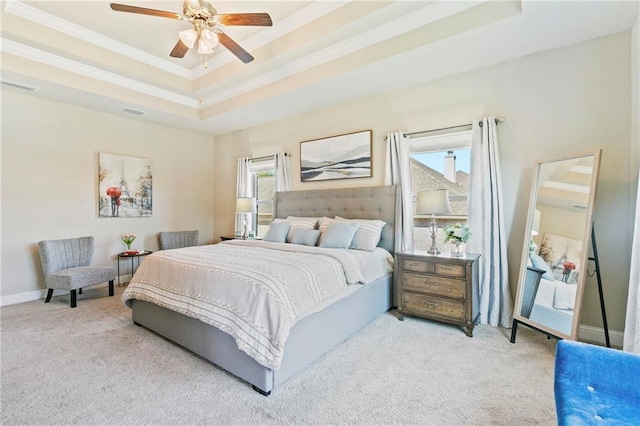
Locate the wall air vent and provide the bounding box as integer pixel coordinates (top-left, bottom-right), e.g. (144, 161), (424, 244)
(1, 80), (39, 92)
(118, 106), (146, 116)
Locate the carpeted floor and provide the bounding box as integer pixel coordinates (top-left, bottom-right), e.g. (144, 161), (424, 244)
(1, 285), (557, 425)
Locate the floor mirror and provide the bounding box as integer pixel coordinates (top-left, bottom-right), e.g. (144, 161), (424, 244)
(511, 150), (602, 341)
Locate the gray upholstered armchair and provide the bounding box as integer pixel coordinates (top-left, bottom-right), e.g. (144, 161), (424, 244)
(38, 236), (115, 308)
(158, 230), (199, 250)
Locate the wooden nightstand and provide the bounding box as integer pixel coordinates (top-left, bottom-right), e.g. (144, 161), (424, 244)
(395, 250), (480, 337)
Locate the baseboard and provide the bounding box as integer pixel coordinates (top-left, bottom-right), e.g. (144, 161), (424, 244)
(0, 289), (48, 307)
(0, 277), (127, 307)
(578, 324), (624, 348)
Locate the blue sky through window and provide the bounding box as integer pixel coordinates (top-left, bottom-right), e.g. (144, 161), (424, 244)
(412, 149), (471, 174)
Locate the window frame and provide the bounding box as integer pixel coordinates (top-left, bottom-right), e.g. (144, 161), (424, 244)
(409, 130), (472, 250)
(249, 157), (276, 238)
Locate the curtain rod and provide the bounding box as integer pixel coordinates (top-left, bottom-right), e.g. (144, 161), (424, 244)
(249, 152), (290, 162)
(385, 117), (505, 140)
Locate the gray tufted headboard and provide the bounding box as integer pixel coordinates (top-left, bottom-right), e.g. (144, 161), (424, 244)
(274, 185), (399, 253)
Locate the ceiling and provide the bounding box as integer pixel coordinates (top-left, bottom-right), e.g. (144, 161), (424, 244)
(1, 0), (638, 137)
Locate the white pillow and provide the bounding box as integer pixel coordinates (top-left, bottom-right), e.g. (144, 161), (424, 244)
(553, 282), (577, 310)
(335, 216), (386, 251)
(285, 216), (319, 243)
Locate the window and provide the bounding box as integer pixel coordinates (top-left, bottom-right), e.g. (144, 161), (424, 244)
(409, 131), (472, 252)
(250, 158), (275, 238)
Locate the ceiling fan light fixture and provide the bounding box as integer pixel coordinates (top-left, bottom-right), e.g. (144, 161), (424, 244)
(178, 28), (198, 49)
(200, 29), (219, 48)
(198, 38), (214, 54)
(185, 0), (200, 10)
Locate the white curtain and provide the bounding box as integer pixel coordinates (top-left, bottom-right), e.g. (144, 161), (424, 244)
(274, 152), (292, 192)
(467, 117), (513, 327)
(235, 157), (253, 236)
(624, 176), (640, 353)
(385, 132), (414, 252)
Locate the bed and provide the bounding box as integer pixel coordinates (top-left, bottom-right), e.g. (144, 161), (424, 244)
(124, 185), (399, 395)
(529, 277), (575, 336)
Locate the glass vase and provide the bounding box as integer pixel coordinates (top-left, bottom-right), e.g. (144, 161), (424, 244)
(451, 241), (463, 257)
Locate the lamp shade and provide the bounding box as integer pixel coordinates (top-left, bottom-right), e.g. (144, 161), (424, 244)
(200, 29), (219, 48)
(236, 197), (256, 213)
(178, 28), (198, 49)
(416, 189), (451, 215)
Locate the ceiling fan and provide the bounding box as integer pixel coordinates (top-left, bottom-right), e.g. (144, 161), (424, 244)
(110, 0), (272, 63)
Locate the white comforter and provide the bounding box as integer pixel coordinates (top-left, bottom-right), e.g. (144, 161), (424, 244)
(122, 240), (393, 370)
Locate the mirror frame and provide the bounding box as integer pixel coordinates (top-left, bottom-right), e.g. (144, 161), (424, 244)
(513, 149), (602, 340)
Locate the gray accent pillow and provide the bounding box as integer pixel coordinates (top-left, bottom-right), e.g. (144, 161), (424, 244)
(285, 216), (319, 243)
(530, 253), (554, 281)
(291, 229), (321, 246)
(263, 221), (290, 243)
(319, 222), (359, 249)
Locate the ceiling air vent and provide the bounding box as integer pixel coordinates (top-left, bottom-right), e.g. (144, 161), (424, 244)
(119, 106), (146, 116)
(1, 80), (39, 92)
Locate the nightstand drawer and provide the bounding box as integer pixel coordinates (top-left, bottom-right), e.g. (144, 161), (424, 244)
(401, 259), (430, 273)
(402, 273), (465, 299)
(402, 292), (465, 321)
(434, 263), (466, 278)
(401, 259), (466, 278)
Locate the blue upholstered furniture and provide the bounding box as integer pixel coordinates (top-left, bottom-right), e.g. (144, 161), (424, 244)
(38, 236), (115, 308)
(554, 340), (640, 425)
(158, 230), (199, 250)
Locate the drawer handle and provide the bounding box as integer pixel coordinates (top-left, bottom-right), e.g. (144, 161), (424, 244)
(424, 301), (439, 308)
(439, 265), (456, 270)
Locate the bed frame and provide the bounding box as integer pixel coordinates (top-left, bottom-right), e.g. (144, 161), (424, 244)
(131, 185), (399, 395)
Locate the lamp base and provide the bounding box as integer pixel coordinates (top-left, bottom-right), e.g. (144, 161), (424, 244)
(242, 215), (248, 239)
(428, 219), (441, 255)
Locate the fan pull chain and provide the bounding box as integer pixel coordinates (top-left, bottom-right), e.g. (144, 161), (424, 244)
(200, 53), (208, 70)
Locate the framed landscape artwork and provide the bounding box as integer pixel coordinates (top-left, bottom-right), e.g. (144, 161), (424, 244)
(300, 130), (372, 182)
(98, 153), (153, 218)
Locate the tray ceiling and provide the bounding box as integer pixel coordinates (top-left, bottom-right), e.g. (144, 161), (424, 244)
(1, 0), (638, 136)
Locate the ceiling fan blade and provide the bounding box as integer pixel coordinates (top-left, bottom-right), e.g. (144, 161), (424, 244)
(216, 30), (254, 63)
(170, 39), (189, 58)
(217, 13), (273, 26)
(110, 3), (182, 19)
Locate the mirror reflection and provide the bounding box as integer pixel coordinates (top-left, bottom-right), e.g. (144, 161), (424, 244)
(514, 150), (601, 339)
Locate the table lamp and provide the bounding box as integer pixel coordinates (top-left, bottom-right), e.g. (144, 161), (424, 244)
(236, 197), (257, 239)
(416, 189), (451, 254)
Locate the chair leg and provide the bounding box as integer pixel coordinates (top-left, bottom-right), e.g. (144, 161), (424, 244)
(44, 289), (53, 303)
(79, 288), (82, 295)
(108, 280), (114, 297)
(70, 290), (77, 308)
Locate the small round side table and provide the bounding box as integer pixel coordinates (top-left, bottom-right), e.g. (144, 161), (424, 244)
(117, 250), (152, 286)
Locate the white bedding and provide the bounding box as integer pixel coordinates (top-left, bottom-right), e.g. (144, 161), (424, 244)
(122, 240), (393, 370)
(529, 277), (574, 335)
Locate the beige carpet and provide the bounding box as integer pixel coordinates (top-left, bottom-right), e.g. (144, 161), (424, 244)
(1, 285), (557, 425)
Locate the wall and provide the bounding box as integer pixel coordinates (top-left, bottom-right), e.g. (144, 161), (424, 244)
(214, 32), (635, 334)
(1, 92), (215, 303)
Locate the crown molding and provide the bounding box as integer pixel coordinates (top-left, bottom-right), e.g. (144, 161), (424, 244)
(189, 1), (351, 78)
(3, 0), (192, 79)
(200, 0), (485, 108)
(1, 0), (485, 116)
(1, 38), (199, 108)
